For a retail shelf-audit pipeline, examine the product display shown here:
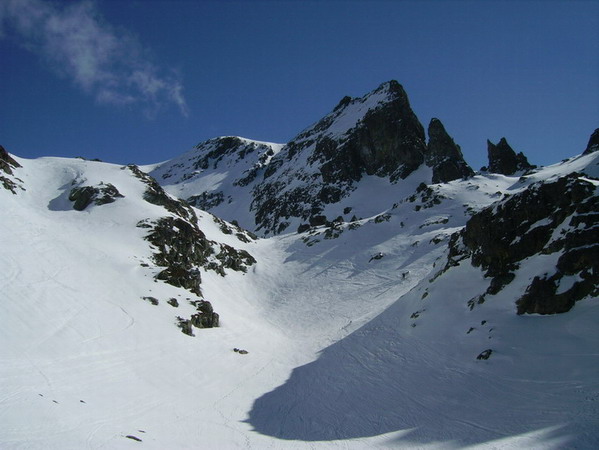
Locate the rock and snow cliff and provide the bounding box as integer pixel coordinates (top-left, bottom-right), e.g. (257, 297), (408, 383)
(152, 81), (475, 236)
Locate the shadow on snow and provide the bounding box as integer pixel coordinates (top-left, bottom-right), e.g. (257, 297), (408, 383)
(245, 296), (598, 447)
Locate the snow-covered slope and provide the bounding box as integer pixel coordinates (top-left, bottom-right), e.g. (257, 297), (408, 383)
(1, 92), (598, 448)
(147, 136), (284, 233)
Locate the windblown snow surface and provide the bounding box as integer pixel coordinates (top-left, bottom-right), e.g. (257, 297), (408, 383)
(1, 150), (598, 449)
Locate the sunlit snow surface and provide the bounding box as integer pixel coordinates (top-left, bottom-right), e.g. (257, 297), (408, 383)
(1, 151), (598, 449)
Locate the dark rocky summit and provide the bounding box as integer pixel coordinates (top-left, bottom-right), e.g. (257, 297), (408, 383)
(447, 173), (598, 314)
(309, 80), (427, 183)
(487, 138), (535, 175)
(251, 80), (429, 234)
(426, 118), (474, 183)
(583, 128), (599, 155)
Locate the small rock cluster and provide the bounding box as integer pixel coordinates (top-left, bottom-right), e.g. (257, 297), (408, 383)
(0, 145), (24, 194)
(68, 183), (123, 211)
(177, 300), (220, 336)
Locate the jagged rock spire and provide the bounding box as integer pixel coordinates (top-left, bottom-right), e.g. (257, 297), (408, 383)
(305, 80), (427, 183)
(426, 118), (474, 183)
(583, 128), (599, 155)
(487, 138), (534, 175)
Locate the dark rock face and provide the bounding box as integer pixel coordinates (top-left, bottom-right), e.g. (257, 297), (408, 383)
(251, 81), (428, 235)
(451, 173), (598, 314)
(68, 183), (124, 211)
(426, 118), (474, 183)
(1, 175), (21, 194)
(0, 145), (21, 175)
(187, 191), (225, 210)
(146, 216), (211, 295)
(177, 317), (195, 336)
(487, 138), (534, 175)
(190, 300), (219, 328)
(1, 145), (24, 194)
(583, 128), (599, 155)
(303, 80), (427, 183)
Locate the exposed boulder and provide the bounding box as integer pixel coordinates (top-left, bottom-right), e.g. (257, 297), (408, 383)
(476, 349), (493, 360)
(487, 138), (534, 175)
(583, 128), (599, 155)
(426, 118), (474, 183)
(190, 300), (219, 328)
(68, 183), (124, 211)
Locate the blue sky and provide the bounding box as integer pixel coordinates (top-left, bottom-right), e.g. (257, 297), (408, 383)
(1, 0), (597, 170)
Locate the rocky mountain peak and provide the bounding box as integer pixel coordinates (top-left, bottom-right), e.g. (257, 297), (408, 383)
(487, 137), (534, 175)
(282, 80), (427, 183)
(426, 118), (474, 183)
(583, 128), (599, 155)
(247, 81), (429, 234)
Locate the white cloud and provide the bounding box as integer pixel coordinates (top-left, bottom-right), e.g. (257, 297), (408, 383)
(0, 0), (188, 117)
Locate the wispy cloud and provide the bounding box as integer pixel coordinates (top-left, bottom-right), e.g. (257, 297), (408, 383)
(0, 0), (188, 117)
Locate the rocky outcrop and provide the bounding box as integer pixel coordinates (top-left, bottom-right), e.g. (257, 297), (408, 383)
(144, 216), (211, 295)
(68, 183), (124, 211)
(448, 173), (598, 314)
(251, 81), (428, 234)
(583, 128), (599, 155)
(0, 145), (21, 175)
(1, 145), (24, 194)
(131, 165), (256, 296)
(310, 80), (427, 182)
(426, 118), (474, 183)
(190, 300), (219, 328)
(487, 138), (534, 175)
(127, 164), (196, 222)
(177, 300), (219, 336)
